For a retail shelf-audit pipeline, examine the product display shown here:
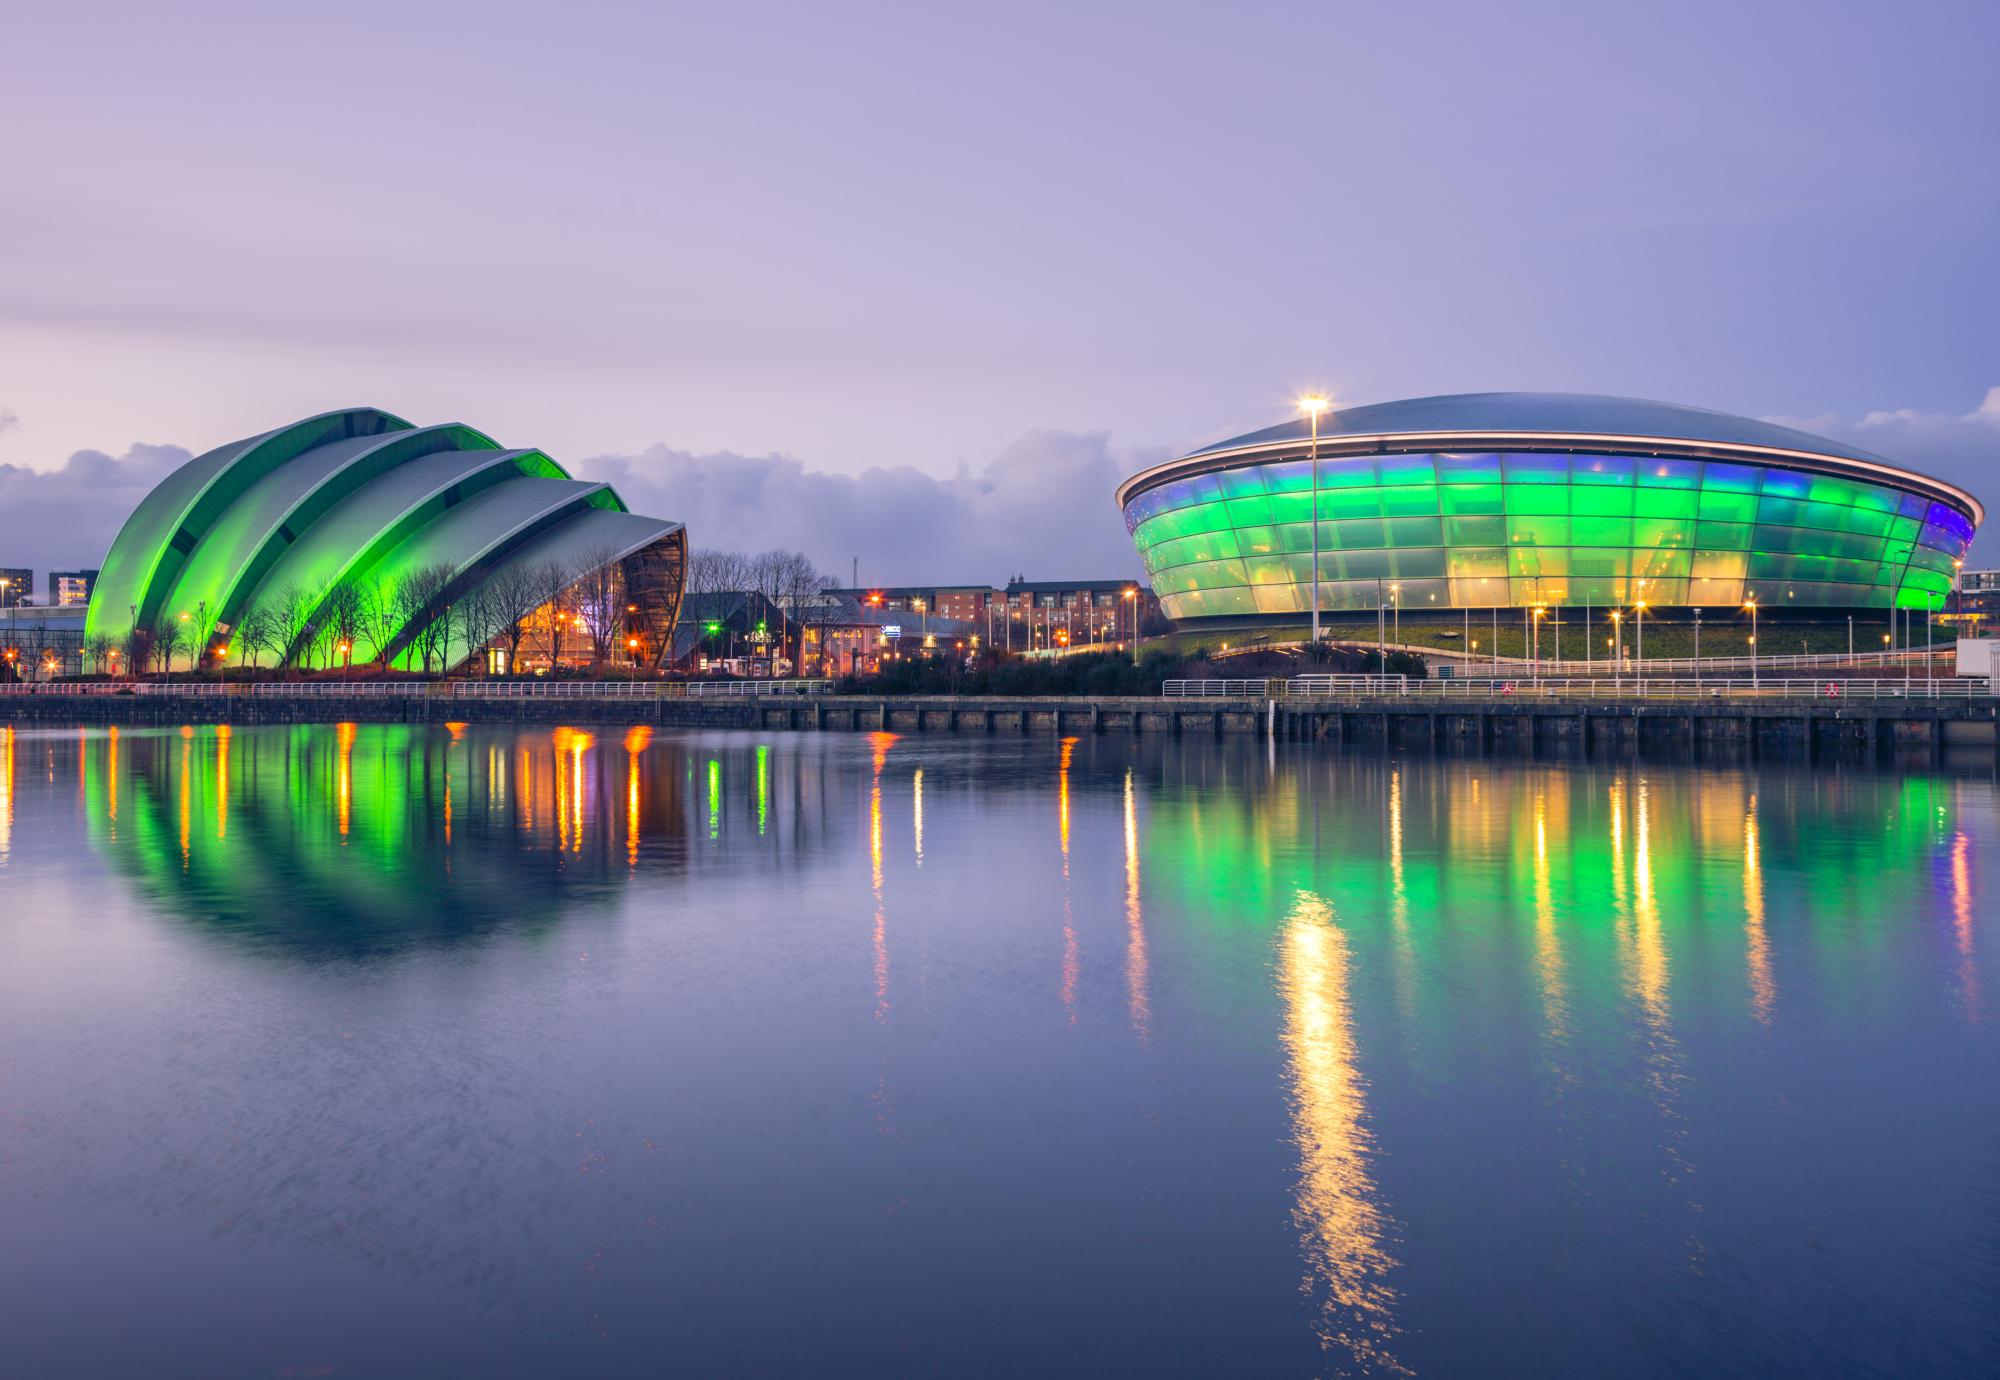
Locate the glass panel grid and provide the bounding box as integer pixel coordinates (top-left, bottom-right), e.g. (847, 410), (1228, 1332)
(1127, 450), (1973, 620)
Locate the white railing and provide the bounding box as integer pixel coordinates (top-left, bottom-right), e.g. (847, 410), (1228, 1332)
(1162, 676), (1994, 702)
(439, 681), (665, 699)
(1462, 677), (1990, 700)
(1336, 638), (1944, 675)
(679, 679), (832, 697)
(250, 682), (432, 697)
(1288, 674), (1412, 697)
(0, 678), (835, 700)
(1162, 678), (1289, 698)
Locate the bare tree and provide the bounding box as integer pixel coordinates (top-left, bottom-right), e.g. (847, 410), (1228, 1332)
(571, 548), (626, 671)
(531, 559), (579, 670)
(355, 580), (398, 667)
(394, 563), (458, 673)
(455, 581), (502, 675)
(686, 548), (752, 598)
(320, 583), (364, 671)
(478, 563), (542, 673)
(768, 550), (826, 673)
(271, 581), (317, 669)
(236, 604), (281, 671)
(83, 633), (115, 676)
(150, 615), (186, 674)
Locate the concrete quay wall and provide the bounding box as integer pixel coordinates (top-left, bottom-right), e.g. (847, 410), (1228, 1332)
(3, 691), (1995, 756)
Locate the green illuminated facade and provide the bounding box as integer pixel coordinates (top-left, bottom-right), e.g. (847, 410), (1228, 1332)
(85, 408), (687, 669)
(1118, 393), (1983, 623)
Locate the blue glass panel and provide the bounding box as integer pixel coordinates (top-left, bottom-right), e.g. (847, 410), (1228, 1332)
(1571, 454), (1633, 486)
(1639, 458), (1703, 488)
(1435, 452), (1503, 484)
(1759, 469), (1811, 499)
(1503, 453), (1569, 483)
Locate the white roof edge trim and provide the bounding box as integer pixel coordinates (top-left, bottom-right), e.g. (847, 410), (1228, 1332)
(1113, 429), (1985, 527)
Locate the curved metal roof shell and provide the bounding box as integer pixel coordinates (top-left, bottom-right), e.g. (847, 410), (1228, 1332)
(1118, 391), (1983, 524)
(86, 409), (687, 670)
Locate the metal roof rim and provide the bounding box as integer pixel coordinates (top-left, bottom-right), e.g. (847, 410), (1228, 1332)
(1113, 429), (1985, 526)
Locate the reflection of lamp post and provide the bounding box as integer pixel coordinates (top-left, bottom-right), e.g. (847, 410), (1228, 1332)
(1299, 395), (1330, 644)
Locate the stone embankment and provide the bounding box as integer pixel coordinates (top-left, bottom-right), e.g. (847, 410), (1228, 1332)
(3, 690), (1995, 758)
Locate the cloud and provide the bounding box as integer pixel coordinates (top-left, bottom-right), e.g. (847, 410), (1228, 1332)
(1766, 389), (2000, 560)
(0, 408), (19, 441)
(583, 429), (1167, 586)
(0, 442), (192, 587)
(0, 426), (1160, 598)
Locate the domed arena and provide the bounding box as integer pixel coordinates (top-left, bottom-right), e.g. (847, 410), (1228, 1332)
(1117, 393), (1981, 628)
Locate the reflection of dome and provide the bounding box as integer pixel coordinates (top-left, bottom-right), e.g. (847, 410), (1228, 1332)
(1117, 392), (1982, 624)
(81, 724), (852, 957)
(84, 408), (687, 670)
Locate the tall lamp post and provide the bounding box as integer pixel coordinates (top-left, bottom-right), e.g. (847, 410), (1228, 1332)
(1299, 395), (1330, 644)
(1124, 587), (1139, 666)
(1634, 600), (1647, 675)
(1744, 597), (1758, 688)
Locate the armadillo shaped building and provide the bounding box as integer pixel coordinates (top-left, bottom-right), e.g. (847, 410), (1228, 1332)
(85, 408), (687, 670)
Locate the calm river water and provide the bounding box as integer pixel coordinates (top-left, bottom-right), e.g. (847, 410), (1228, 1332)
(1, 722), (1995, 1377)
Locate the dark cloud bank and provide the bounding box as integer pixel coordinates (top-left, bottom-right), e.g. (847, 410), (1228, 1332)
(3, 393), (1996, 586)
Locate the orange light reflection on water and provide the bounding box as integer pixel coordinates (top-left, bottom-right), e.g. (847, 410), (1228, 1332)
(1280, 892), (1406, 1375)
(1123, 769), (1150, 1042)
(1059, 738), (1078, 1024)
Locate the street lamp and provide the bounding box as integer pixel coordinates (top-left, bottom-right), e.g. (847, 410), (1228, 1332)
(1610, 609), (1623, 679)
(1123, 587), (1139, 666)
(1743, 598), (1757, 687)
(1299, 394), (1330, 645)
(1389, 582), (1401, 649)
(1633, 600), (1647, 673)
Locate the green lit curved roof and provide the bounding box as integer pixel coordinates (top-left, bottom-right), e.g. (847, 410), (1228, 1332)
(86, 407), (687, 668)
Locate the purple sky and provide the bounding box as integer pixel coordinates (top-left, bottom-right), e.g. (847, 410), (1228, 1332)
(3, 1), (1997, 583)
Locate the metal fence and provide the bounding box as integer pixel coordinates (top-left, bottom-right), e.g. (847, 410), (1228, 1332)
(0, 678), (835, 700)
(1164, 675), (1994, 702)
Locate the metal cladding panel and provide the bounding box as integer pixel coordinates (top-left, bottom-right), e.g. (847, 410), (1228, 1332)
(86, 407), (412, 644)
(243, 449), (558, 615)
(84, 429), (278, 645)
(1189, 392), (1899, 465)
(353, 477), (615, 598)
(418, 508), (686, 669)
(457, 507), (682, 588)
(155, 427), (489, 631)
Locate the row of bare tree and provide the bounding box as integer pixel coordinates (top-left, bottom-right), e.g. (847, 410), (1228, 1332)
(102, 546), (637, 676)
(682, 548), (836, 669)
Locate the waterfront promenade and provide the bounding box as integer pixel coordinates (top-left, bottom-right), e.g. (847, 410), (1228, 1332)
(3, 677), (1994, 757)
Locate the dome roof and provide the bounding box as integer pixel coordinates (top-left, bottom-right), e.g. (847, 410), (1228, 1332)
(1117, 391), (1979, 523)
(1189, 392), (1893, 463)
